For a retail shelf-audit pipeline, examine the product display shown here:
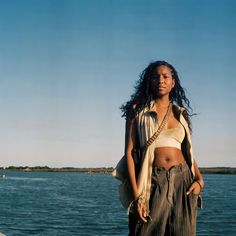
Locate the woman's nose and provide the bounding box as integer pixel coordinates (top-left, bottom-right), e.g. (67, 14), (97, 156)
(159, 76), (164, 83)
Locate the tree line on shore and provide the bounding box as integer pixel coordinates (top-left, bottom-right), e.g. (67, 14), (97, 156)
(0, 166), (114, 173)
(0, 166), (236, 174)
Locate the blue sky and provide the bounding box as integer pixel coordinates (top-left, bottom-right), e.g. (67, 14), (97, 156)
(0, 0), (235, 167)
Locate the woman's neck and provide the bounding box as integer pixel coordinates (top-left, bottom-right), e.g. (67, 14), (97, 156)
(154, 96), (170, 108)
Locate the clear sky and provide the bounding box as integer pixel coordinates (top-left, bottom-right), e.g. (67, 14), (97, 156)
(0, 0), (235, 168)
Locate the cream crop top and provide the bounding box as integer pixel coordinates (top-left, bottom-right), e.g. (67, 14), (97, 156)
(154, 122), (185, 150)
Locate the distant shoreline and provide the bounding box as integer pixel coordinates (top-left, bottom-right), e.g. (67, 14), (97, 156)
(1, 166), (236, 174)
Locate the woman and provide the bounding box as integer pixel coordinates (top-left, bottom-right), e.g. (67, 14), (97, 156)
(121, 60), (204, 235)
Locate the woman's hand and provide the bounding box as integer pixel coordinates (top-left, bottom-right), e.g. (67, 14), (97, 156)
(187, 181), (202, 196)
(136, 200), (148, 223)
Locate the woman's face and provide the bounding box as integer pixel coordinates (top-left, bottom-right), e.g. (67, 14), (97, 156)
(150, 65), (175, 99)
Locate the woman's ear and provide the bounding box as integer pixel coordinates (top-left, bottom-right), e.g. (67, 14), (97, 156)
(172, 79), (175, 88)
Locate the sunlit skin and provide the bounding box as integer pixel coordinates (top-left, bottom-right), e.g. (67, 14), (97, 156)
(125, 65), (204, 223)
(152, 66), (185, 169)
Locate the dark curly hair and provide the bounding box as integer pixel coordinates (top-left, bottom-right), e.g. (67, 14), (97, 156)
(120, 60), (194, 132)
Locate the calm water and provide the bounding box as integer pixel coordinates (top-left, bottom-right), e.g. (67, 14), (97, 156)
(0, 171), (235, 236)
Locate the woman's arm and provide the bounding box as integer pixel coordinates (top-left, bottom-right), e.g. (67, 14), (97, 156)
(187, 159), (205, 195)
(124, 118), (139, 199)
(194, 160), (205, 188)
(125, 118), (147, 222)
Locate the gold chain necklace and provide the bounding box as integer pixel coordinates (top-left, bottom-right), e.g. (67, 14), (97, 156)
(156, 102), (171, 127)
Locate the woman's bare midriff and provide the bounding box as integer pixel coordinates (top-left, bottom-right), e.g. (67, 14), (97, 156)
(153, 147), (185, 170)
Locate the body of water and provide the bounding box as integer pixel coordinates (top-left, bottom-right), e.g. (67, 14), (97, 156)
(0, 171), (235, 235)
